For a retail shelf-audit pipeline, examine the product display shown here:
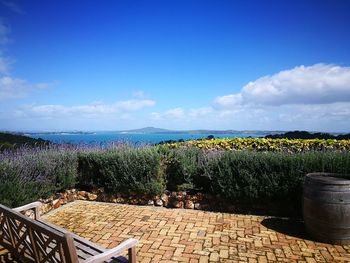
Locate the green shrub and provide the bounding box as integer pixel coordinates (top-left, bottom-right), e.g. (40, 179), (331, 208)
(78, 146), (165, 195)
(197, 150), (350, 208)
(161, 147), (203, 191)
(0, 148), (77, 207)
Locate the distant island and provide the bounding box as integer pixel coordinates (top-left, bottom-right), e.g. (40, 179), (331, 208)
(119, 127), (283, 135)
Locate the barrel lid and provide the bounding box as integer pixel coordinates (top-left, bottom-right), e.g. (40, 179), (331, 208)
(306, 173), (350, 185)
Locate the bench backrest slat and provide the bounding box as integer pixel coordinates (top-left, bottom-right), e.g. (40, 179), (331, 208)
(0, 204), (78, 263)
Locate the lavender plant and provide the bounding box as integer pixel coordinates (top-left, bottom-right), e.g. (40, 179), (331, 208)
(0, 144), (78, 207)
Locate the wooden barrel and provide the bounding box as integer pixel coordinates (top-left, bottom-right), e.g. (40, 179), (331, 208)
(303, 173), (350, 244)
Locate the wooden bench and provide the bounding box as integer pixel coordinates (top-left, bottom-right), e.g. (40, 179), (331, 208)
(0, 202), (138, 263)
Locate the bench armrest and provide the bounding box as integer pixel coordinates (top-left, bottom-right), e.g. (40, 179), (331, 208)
(83, 238), (138, 263)
(13, 201), (41, 219)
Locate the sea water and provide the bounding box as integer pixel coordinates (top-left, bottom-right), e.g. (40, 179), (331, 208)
(28, 131), (265, 145)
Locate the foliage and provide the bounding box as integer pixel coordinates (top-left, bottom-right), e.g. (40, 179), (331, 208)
(1, 139), (350, 215)
(0, 132), (49, 151)
(78, 145), (165, 195)
(266, 130), (350, 140)
(160, 147), (203, 191)
(166, 137), (350, 152)
(0, 145), (78, 207)
(205, 151), (350, 198)
(161, 149), (350, 215)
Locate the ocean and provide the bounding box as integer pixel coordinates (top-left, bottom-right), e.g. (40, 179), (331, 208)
(28, 131), (266, 145)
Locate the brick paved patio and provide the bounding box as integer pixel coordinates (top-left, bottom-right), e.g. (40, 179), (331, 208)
(43, 200), (350, 263)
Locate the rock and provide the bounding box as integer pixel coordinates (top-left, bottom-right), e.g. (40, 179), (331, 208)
(185, 200), (194, 209)
(161, 194), (169, 206)
(78, 191), (87, 198)
(77, 195), (87, 200)
(175, 191), (186, 201)
(87, 193), (98, 201)
(40, 198), (52, 204)
(147, 200), (154, 206)
(180, 191), (187, 197)
(173, 201), (184, 208)
(66, 193), (76, 202)
(60, 192), (67, 199)
(116, 197), (125, 203)
(155, 199), (163, 206)
(52, 199), (61, 209)
(40, 203), (51, 214)
(194, 203), (201, 210)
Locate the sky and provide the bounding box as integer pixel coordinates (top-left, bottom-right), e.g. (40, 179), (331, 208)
(0, 0), (350, 132)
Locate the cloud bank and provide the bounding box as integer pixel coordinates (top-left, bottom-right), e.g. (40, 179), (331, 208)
(2, 63), (350, 131)
(152, 64), (350, 131)
(215, 64), (350, 107)
(5, 99), (156, 120)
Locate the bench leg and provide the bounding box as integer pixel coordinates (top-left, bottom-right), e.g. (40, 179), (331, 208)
(128, 247), (136, 263)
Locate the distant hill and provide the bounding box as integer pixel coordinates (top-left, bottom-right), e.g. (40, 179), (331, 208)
(265, 131), (350, 140)
(0, 132), (50, 150)
(120, 127), (173, 134)
(120, 127), (282, 135)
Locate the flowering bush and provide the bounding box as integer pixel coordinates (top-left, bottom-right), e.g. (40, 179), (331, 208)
(166, 138), (350, 152)
(0, 145), (77, 207)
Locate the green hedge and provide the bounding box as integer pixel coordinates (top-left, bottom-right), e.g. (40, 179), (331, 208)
(78, 146), (165, 195)
(161, 149), (350, 215)
(1, 144), (350, 215)
(164, 149), (350, 199)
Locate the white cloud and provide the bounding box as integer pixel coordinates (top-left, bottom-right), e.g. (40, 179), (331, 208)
(9, 99), (156, 119)
(188, 107), (213, 118)
(214, 94), (242, 108)
(245, 64), (350, 106)
(0, 55), (12, 74)
(150, 64), (350, 132)
(0, 76), (50, 100)
(116, 99), (155, 111)
(216, 64), (350, 108)
(152, 107), (185, 120)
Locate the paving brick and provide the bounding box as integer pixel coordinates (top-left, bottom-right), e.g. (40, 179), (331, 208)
(38, 201), (350, 263)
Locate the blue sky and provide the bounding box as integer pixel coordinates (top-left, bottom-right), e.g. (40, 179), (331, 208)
(1, 0), (350, 132)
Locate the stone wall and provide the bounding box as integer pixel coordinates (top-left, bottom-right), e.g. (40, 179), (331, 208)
(39, 188), (225, 215)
